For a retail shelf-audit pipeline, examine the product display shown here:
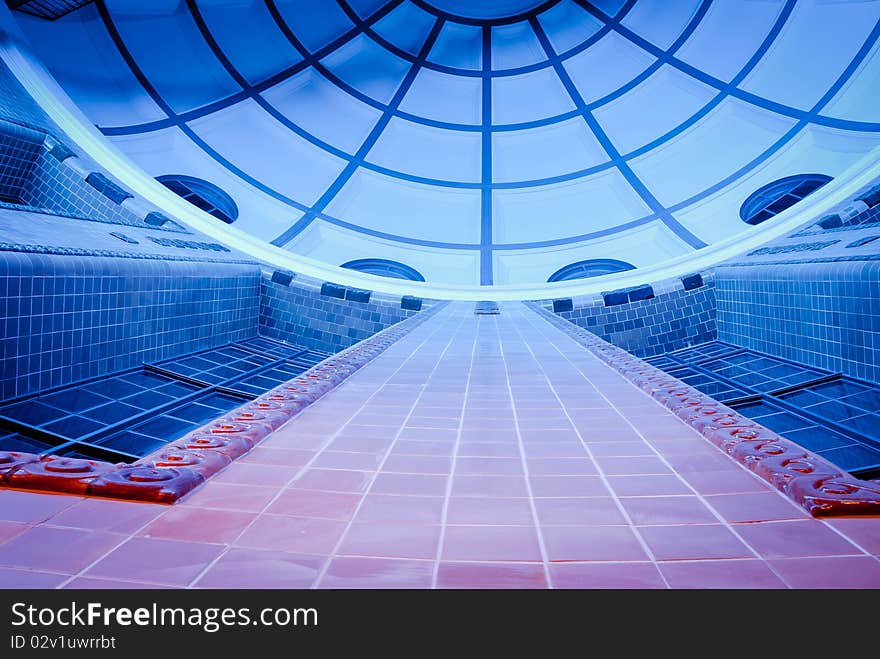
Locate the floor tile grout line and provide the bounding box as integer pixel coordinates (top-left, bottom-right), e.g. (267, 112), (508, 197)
(10, 300), (876, 589)
(506, 303), (670, 589)
(179, 310), (459, 589)
(53, 503), (176, 589)
(546, 314), (880, 565)
(46, 309), (443, 589)
(815, 518), (880, 563)
(519, 306), (800, 587)
(495, 308), (554, 588)
(531, 308), (880, 534)
(311, 307), (470, 588)
(431, 314), (478, 588)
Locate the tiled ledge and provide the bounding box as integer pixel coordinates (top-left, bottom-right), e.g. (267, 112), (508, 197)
(529, 303), (880, 517)
(0, 303), (445, 503)
(0, 241), (256, 264)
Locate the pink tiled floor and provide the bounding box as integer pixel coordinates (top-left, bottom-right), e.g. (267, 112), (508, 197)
(1, 301), (878, 588)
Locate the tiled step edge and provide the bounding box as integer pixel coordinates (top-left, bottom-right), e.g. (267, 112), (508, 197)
(0, 303), (446, 503)
(528, 302), (880, 517)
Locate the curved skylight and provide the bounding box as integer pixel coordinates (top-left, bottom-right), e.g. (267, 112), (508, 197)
(548, 258), (635, 282)
(157, 174), (239, 225)
(11, 0), (880, 292)
(739, 174), (831, 226)
(341, 257), (425, 281)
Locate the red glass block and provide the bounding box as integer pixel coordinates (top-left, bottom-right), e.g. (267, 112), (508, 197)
(688, 411), (752, 433)
(231, 409), (291, 430)
(208, 421), (271, 446)
(731, 439), (807, 470)
(706, 425), (780, 454)
(788, 476), (880, 517)
(141, 446), (230, 479)
(0, 451), (39, 482)
(8, 456), (115, 495)
(89, 465), (203, 503)
(754, 454), (845, 493)
(178, 433), (253, 461)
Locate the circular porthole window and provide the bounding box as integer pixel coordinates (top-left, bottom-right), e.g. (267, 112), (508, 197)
(341, 258), (426, 282)
(548, 259), (635, 282)
(157, 175), (239, 224)
(740, 174), (832, 226)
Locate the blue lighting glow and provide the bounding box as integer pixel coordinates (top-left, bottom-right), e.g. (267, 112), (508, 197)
(5, 0), (880, 296)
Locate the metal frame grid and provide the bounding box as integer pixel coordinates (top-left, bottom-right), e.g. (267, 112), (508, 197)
(646, 340), (880, 476)
(86, 0), (880, 285)
(0, 335), (330, 463)
(7, 0), (94, 20)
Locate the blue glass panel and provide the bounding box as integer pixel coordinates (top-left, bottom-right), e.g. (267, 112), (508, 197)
(321, 33), (410, 104)
(99, 431), (166, 456)
(372, 2), (436, 55)
(629, 99), (797, 208)
(199, 0), (303, 84)
(621, 0), (702, 50)
(0, 431), (52, 454)
(108, 3), (241, 113)
(739, 0), (880, 111)
(237, 337), (307, 360)
(492, 68), (576, 124)
(664, 366), (748, 403)
(399, 68), (482, 125)
(82, 402), (142, 425)
(325, 168), (482, 243)
(594, 65), (716, 154)
(155, 382), (201, 397)
(677, 0), (785, 83)
(134, 415), (195, 440)
(40, 389), (109, 413)
(537, 0), (603, 54)
(123, 390), (175, 411)
(81, 378), (145, 399)
(15, 2), (166, 127)
(820, 445), (880, 472)
(367, 119), (482, 182)
(425, 0), (548, 19)
(189, 100), (348, 205)
(42, 415), (104, 439)
(670, 342), (739, 363)
(844, 390), (880, 412)
(562, 32), (656, 105)
(120, 371), (174, 389)
(159, 347), (274, 385)
(428, 22), (482, 70)
(492, 117), (607, 182)
(272, 0), (355, 52)
(784, 426), (851, 453)
(264, 69), (382, 153)
(590, 0), (627, 16)
(491, 21), (546, 70)
(346, 0), (389, 19)
(847, 415), (880, 441)
(0, 400), (66, 425)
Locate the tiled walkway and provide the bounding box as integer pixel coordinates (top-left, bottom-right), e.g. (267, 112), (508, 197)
(1, 302), (879, 588)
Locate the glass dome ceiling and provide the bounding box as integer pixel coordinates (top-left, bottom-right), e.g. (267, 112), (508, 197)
(8, 0), (880, 297)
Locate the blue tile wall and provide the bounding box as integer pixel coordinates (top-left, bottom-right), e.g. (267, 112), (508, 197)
(0, 61), (189, 233)
(260, 277), (424, 354)
(795, 199), (880, 237)
(0, 251), (261, 401)
(0, 120), (44, 202)
(548, 278), (718, 358)
(17, 148), (177, 230)
(0, 60), (53, 131)
(716, 262), (880, 384)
